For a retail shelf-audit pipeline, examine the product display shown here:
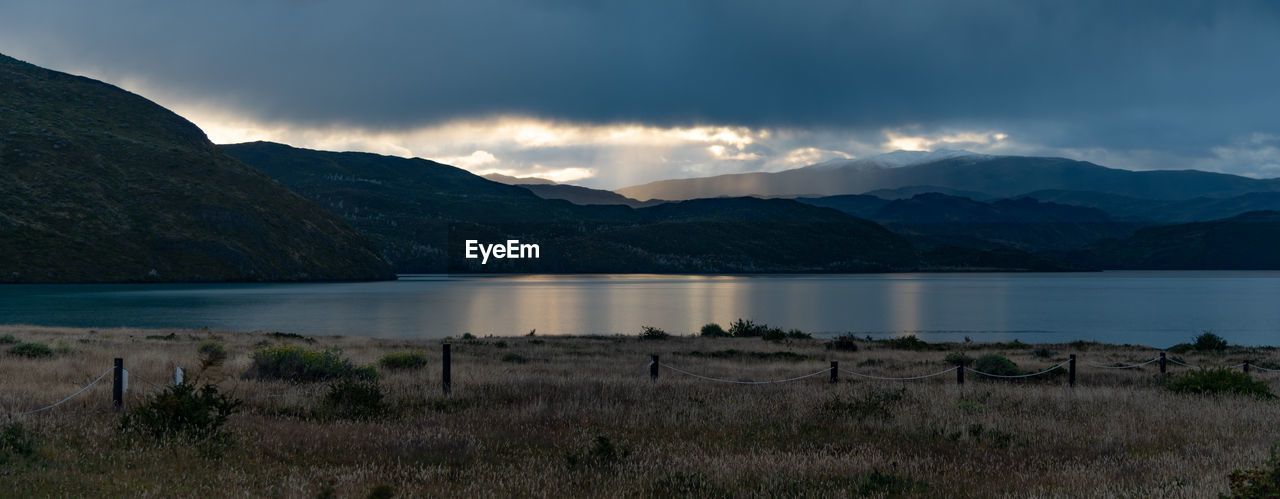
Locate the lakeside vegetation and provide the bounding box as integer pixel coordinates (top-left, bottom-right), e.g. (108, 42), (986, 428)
(3, 324), (1280, 496)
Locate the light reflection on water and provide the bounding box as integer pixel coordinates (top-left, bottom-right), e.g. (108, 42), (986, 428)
(2, 271), (1280, 346)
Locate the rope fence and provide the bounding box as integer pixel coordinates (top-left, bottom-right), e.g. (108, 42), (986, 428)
(646, 351), (1279, 388)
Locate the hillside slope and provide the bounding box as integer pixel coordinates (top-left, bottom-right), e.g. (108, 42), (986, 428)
(0, 54), (391, 282)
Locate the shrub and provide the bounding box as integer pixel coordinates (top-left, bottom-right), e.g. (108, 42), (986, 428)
(462, 332), (477, 339)
(379, 351), (428, 370)
(639, 326), (670, 340)
(1193, 331), (1229, 352)
(1, 422), (38, 464)
(1229, 443), (1280, 497)
(699, 323), (729, 337)
(502, 352), (529, 363)
(1032, 347), (1055, 359)
(785, 329), (812, 340)
(244, 345), (376, 383)
(727, 318), (768, 338)
(879, 335), (937, 351)
(0, 333), (19, 344)
(320, 378), (386, 420)
(146, 332), (178, 340)
(198, 340), (228, 369)
(761, 328), (787, 342)
(825, 335), (859, 352)
(945, 352), (975, 367)
(119, 382), (241, 442)
(972, 354), (1021, 377)
(565, 435), (629, 470)
(1166, 368), (1273, 398)
(7, 342), (53, 358)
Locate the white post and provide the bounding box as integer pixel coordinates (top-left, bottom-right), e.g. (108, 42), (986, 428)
(122, 369), (129, 393)
(173, 366), (184, 386)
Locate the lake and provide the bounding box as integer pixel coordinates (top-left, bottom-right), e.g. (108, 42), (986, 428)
(3, 272), (1279, 346)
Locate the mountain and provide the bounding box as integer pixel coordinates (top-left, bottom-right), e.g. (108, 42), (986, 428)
(223, 142), (920, 273)
(615, 153), (1280, 202)
(1083, 211), (1280, 269)
(1022, 190), (1280, 223)
(0, 54), (391, 283)
(517, 183), (665, 208)
(482, 172), (556, 185)
(800, 192), (1134, 252)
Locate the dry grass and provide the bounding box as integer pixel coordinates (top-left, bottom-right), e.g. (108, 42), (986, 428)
(2, 324), (1279, 497)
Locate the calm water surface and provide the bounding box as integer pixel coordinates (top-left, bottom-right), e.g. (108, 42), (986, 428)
(3, 272), (1279, 346)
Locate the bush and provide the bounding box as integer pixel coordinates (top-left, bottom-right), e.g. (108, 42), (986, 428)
(502, 352), (529, 363)
(1166, 368), (1273, 398)
(1, 422), (37, 465)
(565, 435), (629, 470)
(785, 329), (812, 340)
(244, 345), (376, 383)
(198, 340), (228, 369)
(119, 382), (241, 442)
(945, 352), (975, 367)
(320, 378), (386, 420)
(0, 334), (19, 345)
(1193, 331), (1229, 352)
(379, 351), (428, 370)
(727, 318), (769, 338)
(879, 335), (937, 351)
(7, 342), (53, 358)
(699, 323), (729, 337)
(825, 335), (859, 352)
(761, 328), (787, 342)
(639, 326), (670, 340)
(1032, 347), (1055, 359)
(1229, 444), (1280, 497)
(972, 354), (1021, 377)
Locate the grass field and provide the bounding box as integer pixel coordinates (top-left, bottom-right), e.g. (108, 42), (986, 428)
(2, 324), (1279, 497)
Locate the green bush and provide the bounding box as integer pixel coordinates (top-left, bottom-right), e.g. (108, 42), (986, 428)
(1, 422), (37, 465)
(727, 318), (769, 338)
(1032, 347), (1055, 358)
(119, 382), (241, 442)
(0, 334), (19, 345)
(1166, 368), (1273, 398)
(7, 342), (53, 358)
(945, 352), (975, 367)
(639, 326), (670, 340)
(825, 335), (859, 352)
(320, 378), (386, 420)
(972, 354), (1021, 377)
(761, 328), (787, 342)
(1193, 331), (1229, 352)
(1229, 444), (1280, 497)
(785, 329), (812, 340)
(198, 340), (228, 369)
(244, 345), (376, 383)
(378, 351), (428, 370)
(699, 323), (729, 337)
(879, 335), (938, 351)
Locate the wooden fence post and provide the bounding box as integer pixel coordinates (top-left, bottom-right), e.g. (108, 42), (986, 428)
(830, 361), (838, 384)
(442, 343), (451, 395)
(113, 358), (123, 410)
(1068, 354), (1076, 388)
(1159, 352), (1166, 374)
(956, 360), (964, 386)
(650, 355), (659, 381)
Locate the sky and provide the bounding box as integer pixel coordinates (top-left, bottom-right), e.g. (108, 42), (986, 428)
(2, 0), (1279, 188)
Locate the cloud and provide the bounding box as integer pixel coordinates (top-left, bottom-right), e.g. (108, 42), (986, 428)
(2, 1), (1279, 181)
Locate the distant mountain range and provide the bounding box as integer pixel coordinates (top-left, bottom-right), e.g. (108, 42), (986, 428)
(223, 142), (919, 273)
(0, 53), (391, 283)
(8, 51), (1280, 279)
(615, 151), (1280, 202)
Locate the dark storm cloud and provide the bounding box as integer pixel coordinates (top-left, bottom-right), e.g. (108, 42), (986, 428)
(2, 0), (1279, 155)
